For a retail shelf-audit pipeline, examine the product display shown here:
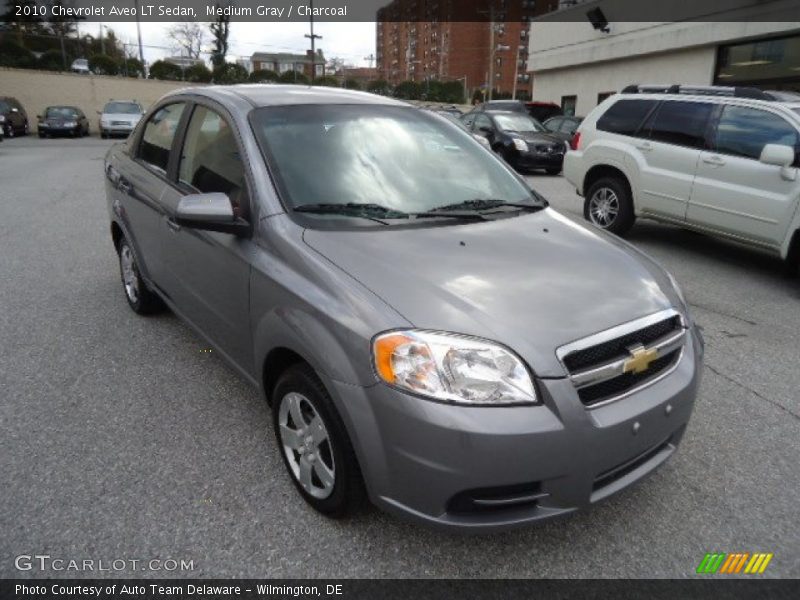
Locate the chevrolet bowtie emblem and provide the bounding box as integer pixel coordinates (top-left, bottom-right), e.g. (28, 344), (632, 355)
(623, 344), (659, 374)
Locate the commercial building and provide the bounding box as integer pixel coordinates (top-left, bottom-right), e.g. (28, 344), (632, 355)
(527, 0), (800, 117)
(376, 0), (561, 99)
(250, 50), (326, 79)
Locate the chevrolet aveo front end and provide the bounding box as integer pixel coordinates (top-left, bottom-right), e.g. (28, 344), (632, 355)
(104, 86), (703, 531)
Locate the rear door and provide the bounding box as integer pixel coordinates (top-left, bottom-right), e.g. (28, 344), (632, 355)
(115, 102), (187, 287)
(158, 102), (253, 372)
(687, 104), (800, 246)
(633, 99), (714, 221)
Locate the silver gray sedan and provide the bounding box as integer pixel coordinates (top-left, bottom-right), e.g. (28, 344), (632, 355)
(104, 85), (703, 531)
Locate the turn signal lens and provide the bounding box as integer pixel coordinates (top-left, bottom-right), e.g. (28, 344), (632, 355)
(570, 131), (582, 151)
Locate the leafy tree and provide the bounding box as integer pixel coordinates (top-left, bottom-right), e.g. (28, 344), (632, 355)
(208, 3), (230, 69)
(2, 0), (48, 47)
(366, 79), (391, 95)
(89, 53), (118, 75)
(393, 80), (422, 100)
(343, 78), (361, 90)
(0, 39), (37, 68)
(278, 70), (309, 84)
(185, 63), (212, 83)
(148, 59), (184, 81)
(471, 89), (485, 105)
(37, 49), (65, 71)
(249, 69), (279, 83)
(121, 58), (145, 78)
(314, 75), (340, 88)
(212, 62), (248, 84)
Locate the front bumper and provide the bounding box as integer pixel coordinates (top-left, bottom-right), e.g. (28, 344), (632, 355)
(328, 326), (702, 531)
(513, 150), (565, 171)
(101, 124), (135, 135)
(39, 125), (80, 135)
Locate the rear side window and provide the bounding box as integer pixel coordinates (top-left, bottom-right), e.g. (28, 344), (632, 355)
(596, 99), (657, 136)
(714, 105), (799, 162)
(138, 103), (185, 173)
(644, 100), (713, 148)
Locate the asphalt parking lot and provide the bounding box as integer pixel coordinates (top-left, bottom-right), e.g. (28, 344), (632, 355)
(1, 135), (799, 579)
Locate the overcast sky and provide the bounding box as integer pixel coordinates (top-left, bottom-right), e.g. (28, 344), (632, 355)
(81, 21), (377, 67)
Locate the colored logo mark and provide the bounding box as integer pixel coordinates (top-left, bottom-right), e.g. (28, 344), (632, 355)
(696, 552), (773, 574)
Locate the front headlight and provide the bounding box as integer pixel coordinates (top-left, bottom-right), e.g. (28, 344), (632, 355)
(64, 121), (77, 127)
(0, 115), (5, 123)
(512, 138), (528, 152)
(372, 330), (537, 405)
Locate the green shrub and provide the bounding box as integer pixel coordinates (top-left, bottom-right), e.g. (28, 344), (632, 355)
(313, 75), (340, 87)
(148, 60), (184, 81)
(278, 70), (309, 84)
(0, 40), (37, 68)
(89, 54), (119, 76)
(212, 62), (248, 84)
(249, 69), (279, 83)
(184, 63), (212, 83)
(37, 49), (65, 71)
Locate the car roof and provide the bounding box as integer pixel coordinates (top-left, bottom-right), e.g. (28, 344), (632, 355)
(46, 105), (80, 110)
(618, 92), (800, 109)
(174, 84), (410, 108)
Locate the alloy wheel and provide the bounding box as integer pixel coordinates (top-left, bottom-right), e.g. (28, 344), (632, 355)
(278, 392), (336, 499)
(119, 244), (140, 303)
(589, 186), (619, 228)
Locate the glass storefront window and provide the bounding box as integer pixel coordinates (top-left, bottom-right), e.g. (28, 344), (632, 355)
(715, 33), (800, 92)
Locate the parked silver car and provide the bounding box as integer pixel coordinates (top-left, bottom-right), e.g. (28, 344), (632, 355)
(98, 100), (144, 138)
(104, 86), (702, 530)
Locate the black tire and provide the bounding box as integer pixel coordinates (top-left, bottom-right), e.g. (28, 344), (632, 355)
(272, 363), (366, 518)
(38, 131), (45, 138)
(101, 131), (107, 139)
(584, 176), (635, 236)
(117, 237), (163, 315)
(5, 125), (13, 138)
(545, 167), (562, 176)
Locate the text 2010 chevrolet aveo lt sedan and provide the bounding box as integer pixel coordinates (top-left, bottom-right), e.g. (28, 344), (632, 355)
(104, 86), (703, 531)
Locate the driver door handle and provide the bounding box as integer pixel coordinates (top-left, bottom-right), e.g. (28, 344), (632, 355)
(703, 155), (726, 166)
(635, 141), (653, 152)
(166, 218), (181, 233)
(117, 177), (132, 194)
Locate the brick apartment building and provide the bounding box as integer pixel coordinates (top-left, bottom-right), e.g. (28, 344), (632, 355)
(250, 49), (326, 79)
(376, 0), (561, 100)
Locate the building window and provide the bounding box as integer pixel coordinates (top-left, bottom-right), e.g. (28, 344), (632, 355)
(715, 32), (800, 92)
(597, 91), (615, 104)
(561, 95), (577, 116)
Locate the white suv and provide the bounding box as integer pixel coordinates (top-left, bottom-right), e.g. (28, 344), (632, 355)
(564, 85), (800, 271)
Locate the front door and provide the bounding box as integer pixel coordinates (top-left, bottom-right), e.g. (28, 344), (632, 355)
(159, 103), (253, 373)
(687, 104), (800, 247)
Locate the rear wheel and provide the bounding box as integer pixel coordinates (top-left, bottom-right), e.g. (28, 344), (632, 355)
(5, 125), (13, 138)
(272, 363), (366, 518)
(101, 130), (108, 139)
(117, 238), (163, 315)
(584, 176), (635, 236)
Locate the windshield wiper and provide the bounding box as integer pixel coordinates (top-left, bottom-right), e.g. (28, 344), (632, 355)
(429, 198), (546, 213)
(293, 202), (410, 224)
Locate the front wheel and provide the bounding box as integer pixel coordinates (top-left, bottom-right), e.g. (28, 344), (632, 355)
(117, 238), (163, 315)
(584, 177), (635, 236)
(273, 364), (366, 518)
(545, 167), (562, 176)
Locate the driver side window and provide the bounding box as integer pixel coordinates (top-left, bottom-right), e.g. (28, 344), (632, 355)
(138, 103), (185, 173)
(178, 105), (246, 212)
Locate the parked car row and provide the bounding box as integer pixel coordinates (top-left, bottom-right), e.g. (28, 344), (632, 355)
(0, 96), (144, 140)
(564, 84), (800, 273)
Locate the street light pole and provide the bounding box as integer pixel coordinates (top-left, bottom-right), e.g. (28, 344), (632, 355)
(133, 0), (145, 75)
(304, 0), (322, 83)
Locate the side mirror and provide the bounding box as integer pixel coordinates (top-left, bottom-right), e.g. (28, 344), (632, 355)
(175, 193), (249, 236)
(760, 143), (796, 181)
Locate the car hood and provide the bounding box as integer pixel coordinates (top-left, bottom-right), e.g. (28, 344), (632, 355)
(101, 113), (141, 122)
(302, 209), (681, 377)
(43, 117), (76, 125)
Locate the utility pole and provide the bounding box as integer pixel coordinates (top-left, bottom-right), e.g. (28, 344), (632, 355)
(134, 0), (145, 75)
(304, 0), (322, 83)
(364, 53), (375, 68)
(99, 23), (105, 55)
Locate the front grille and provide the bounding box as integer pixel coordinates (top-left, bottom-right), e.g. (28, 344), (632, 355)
(578, 349), (680, 406)
(563, 316), (680, 372)
(111, 120), (131, 126)
(592, 436), (673, 492)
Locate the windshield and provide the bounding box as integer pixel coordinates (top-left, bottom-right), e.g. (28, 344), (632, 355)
(493, 113), (545, 133)
(251, 105), (537, 220)
(46, 107), (78, 118)
(103, 102), (142, 115)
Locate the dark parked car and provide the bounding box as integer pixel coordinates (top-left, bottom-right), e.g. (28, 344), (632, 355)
(0, 96), (29, 137)
(473, 100), (563, 123)
(543, 115), (584, 143)
(37, 106), (90, 138)
(104, 85), (700, 530)
(463, 110), (567, 174)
